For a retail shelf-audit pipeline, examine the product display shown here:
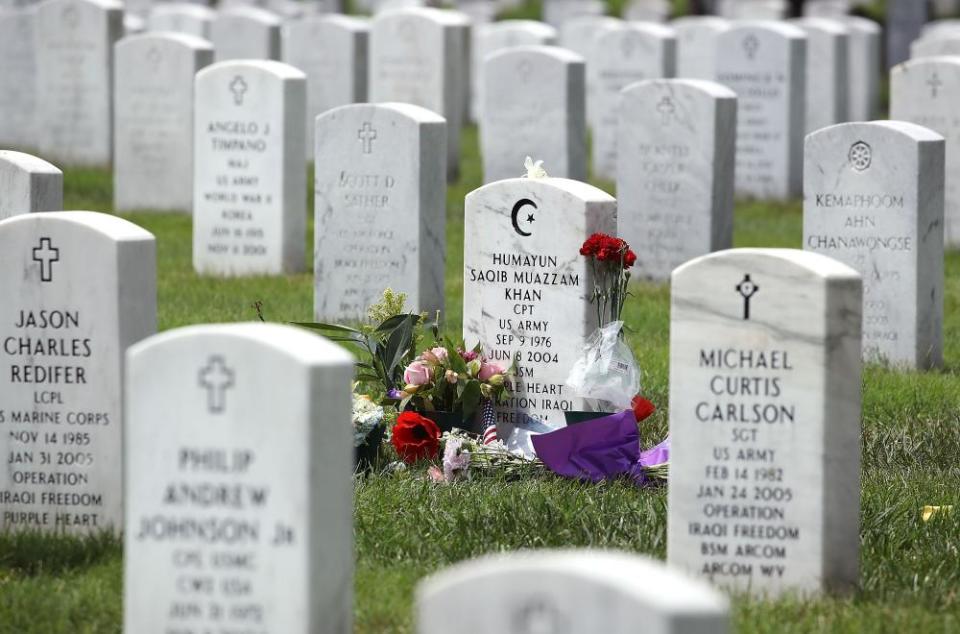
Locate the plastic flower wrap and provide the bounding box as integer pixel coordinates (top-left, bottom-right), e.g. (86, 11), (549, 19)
(352, 394), (385, 448)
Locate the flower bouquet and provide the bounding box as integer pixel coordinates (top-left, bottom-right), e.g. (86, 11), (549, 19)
(395, 343), (512, 433)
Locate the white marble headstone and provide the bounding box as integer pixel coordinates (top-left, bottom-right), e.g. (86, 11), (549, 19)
(480, 46), (586, 183)
(0, 6), (37, 149)
(314, 103), (446, 320)
(911, 33), (960, 59)
(559, 15), (621, 122)
(804, 121), (944, 368)
(715, 22), (806, 200)
(211, 6), (281, 62)
(463, 177), (615, 454)
(35, 0), (124, 167)
(623, 0), (670, 22)
(541, 0), (604, 29)
(841, 16), (881, 122)
(0, 151), (63, 219)
(114, 32), (213, 212)
(146, 3), (215, 38)
(417, 550), (730, 634)
(193, 60), (306, 276)
(791, 18), (849, 134)
(282, 14), (369, 161)
(0, 211), (156, 534)
(890, 56), (960, 246)
(591, 22), (676, 180)
(369, 7), (469, 180)
(472, 19), (557, 122)
(672, 16), (730, 81)
(667, 248), (862, 597)
(716, 0), (787, 18)
(802, 0), (850, 16)
(123, 323), (354, 634)
(618, 80), (736, 282)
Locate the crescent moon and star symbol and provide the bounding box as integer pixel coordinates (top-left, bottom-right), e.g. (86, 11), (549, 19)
(510, 198), (538, 237)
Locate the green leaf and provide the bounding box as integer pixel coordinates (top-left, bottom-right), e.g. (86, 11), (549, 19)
(291, 321), (363, 335)
(376, 313), (420, 334)
(383, 319), (415, 376)
(446, 338), (468, 374)
(461, 380), (481, 418)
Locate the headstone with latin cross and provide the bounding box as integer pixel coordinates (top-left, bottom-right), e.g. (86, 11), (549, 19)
(211, 6), (282, 62)
(123, 323), (354, 634)
(146, 3), (215, 39)
(369, 7), (470, 181)
(0, 5), (37, 149)
(891, 57), (960, 246)
(0, 211), (156, 535)
(282, 14), (369, 161)
(314, 103), (446, 320)
(35, 0), (124, 167)
(0, 151), (63, 219)
(114, 32), (214, 213)
(590, 21), (676, 180)
(804, 121), (944, 369)
(416, 550), (731, 634)
(480, 46), (586, 183)
(463, 177), (616, 455)
(617, 79), (736, 282)
(193, 60), (306, 276)
(715, 22), (806, 200)
(667, 248), (862, 597)
(790, 18), (849, 134)
(672, 16), (730, 81)
(472, 19), (558, 123)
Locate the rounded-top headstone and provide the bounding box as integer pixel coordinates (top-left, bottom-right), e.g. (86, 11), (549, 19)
(0, 150), (63, 218)
(212, 5), (282, 62)
(671, 15), (730, 80)
(146, 3), (216, 39)
(416, 550), (730, 634)
(123, 323), (354, 634)
(667, 248), (862, 597)
(803, 120), (944, 368)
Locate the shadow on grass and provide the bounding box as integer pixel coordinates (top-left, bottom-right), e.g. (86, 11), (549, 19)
(0, 530), (121, 576)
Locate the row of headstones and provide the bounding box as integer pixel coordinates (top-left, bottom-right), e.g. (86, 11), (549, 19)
(0, 208), (855, 631)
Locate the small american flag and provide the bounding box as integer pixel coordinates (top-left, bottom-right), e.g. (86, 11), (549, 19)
(480, 398), (498, 445)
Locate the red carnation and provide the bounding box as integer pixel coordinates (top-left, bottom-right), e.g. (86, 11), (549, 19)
(624, 250), (637, 268)
(391, 411), (441, 463)
(632, 396), (656, 422)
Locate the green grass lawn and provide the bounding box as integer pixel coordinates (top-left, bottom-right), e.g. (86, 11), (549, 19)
(1, 124), (959, 632)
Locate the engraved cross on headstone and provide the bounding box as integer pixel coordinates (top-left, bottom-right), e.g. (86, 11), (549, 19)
(511, 598), (567, 634)
(32, 237), (59, 283)
(229, 75), (248, 106)
(928, 72), (943, 98)
(657, 96), (675, 125)
(357, 122), (377, 154)
(199, 356), (235, 414)
(743, 34), (760, 60)
(735, 274), (759, 320)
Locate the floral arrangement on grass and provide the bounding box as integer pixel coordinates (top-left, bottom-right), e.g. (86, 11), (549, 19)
(395, 343), (512, 419)
(580, 233), (636, 326)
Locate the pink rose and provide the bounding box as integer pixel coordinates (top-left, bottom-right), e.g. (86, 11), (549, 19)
(478, 361), (505, 382)
(403, 361), (432, 386)
(459, 349), (479, 362)
(420, 347), (449, 364)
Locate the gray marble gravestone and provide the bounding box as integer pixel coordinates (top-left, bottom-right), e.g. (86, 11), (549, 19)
(891, 57), (960, 246)
(369, 7), (469, 180)
(114, 32), (213, 213)
(480, 46), (586, 183)
(0, 211), (156, 534)
(0, 6), (37, 149)
(667, 248), (862, 597)
(617, 79), (736, 282)
(591, 22), (676, 181)
(472, 19), (558, 123)
(35, 0), (124, 167)
(282, 14), (369, 161)
(212, 6), (281, 62)
(715, 22), (806, 200)
(123, 323), (354, 634)
(417, 551), (730, 634)
(463, 177), (615, 454)
(841, 16), (881, 122)
(314, 103), (445, 320)
(672, 16), (730, 81)
(146, 3), (215, 38)
(0, 151), (63, 219)
(790, 18), (848, 134)
(804, 121), (944, 369)
(560, 15), (621, 123)
(193, 60), (306, 276)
